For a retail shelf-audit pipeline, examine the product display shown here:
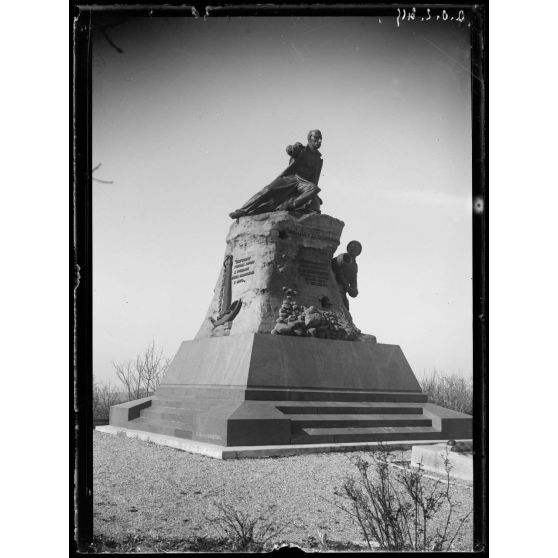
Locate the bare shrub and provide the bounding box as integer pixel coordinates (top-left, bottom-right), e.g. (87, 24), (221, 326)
(334, 446), (471, 551)
(420, 370), (473, 415)
(93, 378), (123, 421)
(209, 502), (291, 552)
(113, 340), (170, 401)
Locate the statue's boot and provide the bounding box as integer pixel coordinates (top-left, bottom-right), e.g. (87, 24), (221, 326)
(229, 177), (319, 218)
(229, 209), (246, 219)
(229, 184), (278, 219)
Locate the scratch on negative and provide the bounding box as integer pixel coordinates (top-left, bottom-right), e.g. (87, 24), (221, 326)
(74, 261), (81, 412)
(420, 35), (482, 83)
(290, 42), (305, 60)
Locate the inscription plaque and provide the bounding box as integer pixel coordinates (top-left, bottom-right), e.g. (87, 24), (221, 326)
(284, 228), (339, 243)
(298, 247), (330, 287)
(232, 255), (256, 286)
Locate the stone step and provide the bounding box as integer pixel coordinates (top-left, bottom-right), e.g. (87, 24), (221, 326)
(151, 394), (428, 410)
(150, 396), (197, 409)
(141, 407), (194, 424)
(156, 387), (428, 404)
(126, 417), (192, 440)
(292, 425), (443, 444)
(277, 402), (424, 415)
(288, 414), (432, 429)
(246, 389), (428, 403)
(151, 398), (426, 414)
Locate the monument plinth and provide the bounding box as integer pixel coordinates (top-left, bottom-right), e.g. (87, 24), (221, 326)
(107, 210), (471, 453)
(196, 212), (359, 341)
(105, 130), (471, 457)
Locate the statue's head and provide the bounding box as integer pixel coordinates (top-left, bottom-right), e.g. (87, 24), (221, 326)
(307, 129), (322, 151)
(347, 241), (362, 257)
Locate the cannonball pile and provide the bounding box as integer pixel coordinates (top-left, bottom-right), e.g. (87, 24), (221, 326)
(272, 287), (360, 340)
(320, 311), (345, 339)
(302, 305), (349, 340)
(276, 288), (306, 327)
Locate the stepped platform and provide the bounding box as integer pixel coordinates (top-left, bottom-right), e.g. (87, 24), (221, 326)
(96, 423), (472, 460)
(105, 334), (471, 457)
(107, 391), (470, 448)
(101, 212), (472, 458)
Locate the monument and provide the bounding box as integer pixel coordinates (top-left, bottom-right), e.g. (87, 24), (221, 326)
(104, 130), (471, 456)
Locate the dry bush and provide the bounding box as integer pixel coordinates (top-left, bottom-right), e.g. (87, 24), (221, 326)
(93, 379), (123, 421)
(209, 501), (291, 552)
(420, 370), (473, 415)
(334, 446), (471, 551)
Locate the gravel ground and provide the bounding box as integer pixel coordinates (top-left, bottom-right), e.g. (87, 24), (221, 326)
(93, 431), (474, 552)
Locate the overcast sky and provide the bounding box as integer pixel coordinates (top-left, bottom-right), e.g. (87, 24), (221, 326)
(92, 15), (472, 385)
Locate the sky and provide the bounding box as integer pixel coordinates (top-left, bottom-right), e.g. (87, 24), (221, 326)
(92, 15), (473, 385)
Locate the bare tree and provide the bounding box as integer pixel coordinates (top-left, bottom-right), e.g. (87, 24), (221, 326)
(112, 359), (140, 400)
(93, 377), (123, 421)
(112, 341), (170, 401)
(136, 340), (170, 397)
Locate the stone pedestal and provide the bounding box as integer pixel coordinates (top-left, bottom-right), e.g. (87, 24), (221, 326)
(196, 212), (358, 339)
(108, 210), (472, 453)
(162, 334), (421, 393)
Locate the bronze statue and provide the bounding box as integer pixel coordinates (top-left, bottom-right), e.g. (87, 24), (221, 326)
(229, 130), (323, 219)
(332, 241), (362, 310)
